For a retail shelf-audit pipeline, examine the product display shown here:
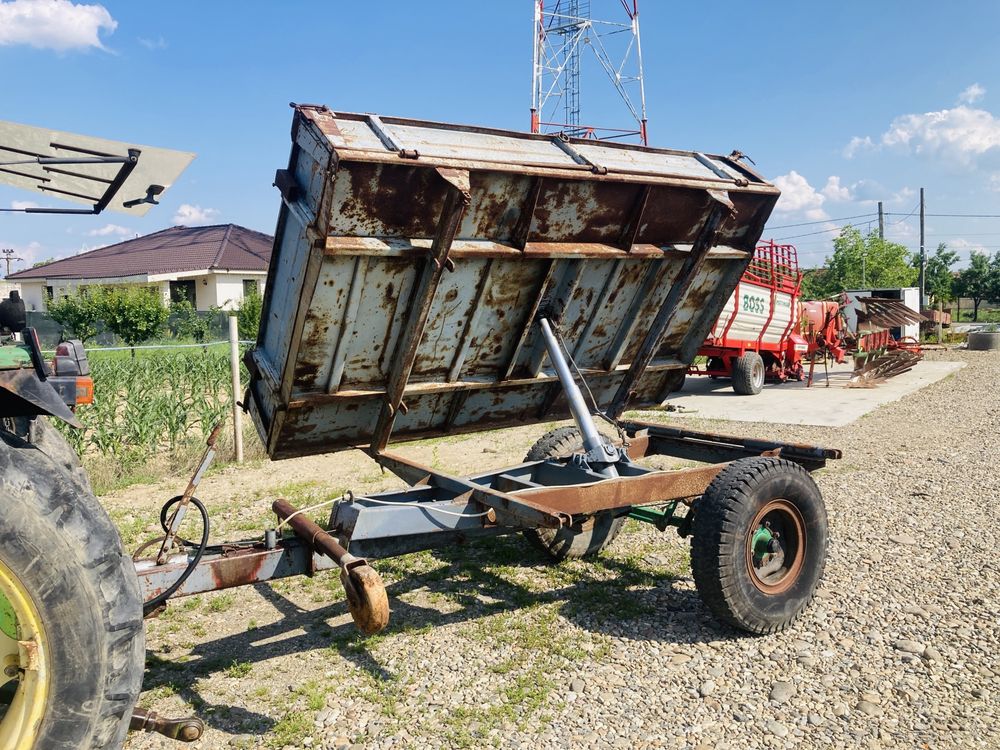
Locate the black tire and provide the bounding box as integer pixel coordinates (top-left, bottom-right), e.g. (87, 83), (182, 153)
(28, 416), (92, 493)
(732, 352), (765, 395)
(522, 427), (626, 561)
(0, 428), (144, 749)
(690, 457), (827, 634)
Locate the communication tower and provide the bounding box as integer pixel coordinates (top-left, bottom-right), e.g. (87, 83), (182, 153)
(530, 1), (648, 144)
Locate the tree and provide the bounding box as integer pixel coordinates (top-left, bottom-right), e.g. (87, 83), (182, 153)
(954, 251), (993, 321)
(45, 289), (104, 343)
(99, 287), (168, 355)
(923, 243), (959, 304)
(990, 252), (1000, 308)
(168, 299), (209, 342)
(799, 268), (832, 301)
(821, 227), (918, 294)
(236, 287), (263, 341)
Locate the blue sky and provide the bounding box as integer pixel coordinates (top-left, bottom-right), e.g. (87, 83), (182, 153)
(2, 0), (1000, 272)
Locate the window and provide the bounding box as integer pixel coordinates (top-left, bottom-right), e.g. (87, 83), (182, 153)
(242, 279), (260, 298)
(169, 280), (196, 306)
(45, 286), (53, 300)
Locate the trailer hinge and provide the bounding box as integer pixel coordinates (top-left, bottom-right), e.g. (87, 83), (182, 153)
(552, 135), (607, 174)
(366, 114), (419, 159)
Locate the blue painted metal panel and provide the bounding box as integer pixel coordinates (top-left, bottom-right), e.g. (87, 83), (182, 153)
(248, 105), (779, 459)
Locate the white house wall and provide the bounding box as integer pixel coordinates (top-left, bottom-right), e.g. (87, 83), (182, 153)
(211, 275), (243, 310)
(18, 272), (266, 312)
(20, 281), (46, 311)
(194, 277), (215, 311)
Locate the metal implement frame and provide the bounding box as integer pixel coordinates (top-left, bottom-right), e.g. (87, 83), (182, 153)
(0, 149), (140, 216)
(132, 420), (839, 602)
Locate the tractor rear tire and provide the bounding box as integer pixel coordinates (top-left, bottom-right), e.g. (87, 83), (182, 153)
(29, 417), (92, 493)
(690, 457), (827, 634)
(522, 427), (626, 561)
(732, 352), (765, 395)
(0, 427), (144, 749)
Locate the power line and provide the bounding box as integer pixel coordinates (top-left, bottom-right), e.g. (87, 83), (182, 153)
(773, 219), (876, 241)
(886, 212), (1000, 219)
(765, 212), (877, 230)
(888, 203), (919, 225)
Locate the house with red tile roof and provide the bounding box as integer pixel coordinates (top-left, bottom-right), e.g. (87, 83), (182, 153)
(9, 224), (273, 312)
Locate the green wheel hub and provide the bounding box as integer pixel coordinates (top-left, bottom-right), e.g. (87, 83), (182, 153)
(0, 556), (50, 749)
(751, 524), (773, 565)
(0, 592), (16, 641)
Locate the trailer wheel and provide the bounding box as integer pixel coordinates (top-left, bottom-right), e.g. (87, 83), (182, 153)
(732, 352), (765, 395)
(690, 457), (827, 634)
(522, 427), (625, 561)
(0, 428), (144, 750)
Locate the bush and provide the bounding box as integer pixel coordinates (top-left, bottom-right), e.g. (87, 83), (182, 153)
(169, 299), (209, 342)
(237, 287), (263, 341)
(100, 287), (168, 354)
(45, 289), (104, 343)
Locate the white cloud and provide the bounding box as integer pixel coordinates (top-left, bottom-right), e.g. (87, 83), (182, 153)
(10, 200), (38, 210)
(843, 136), (874, 159)
(0, 0), (117, 51)
(86, 223), (131, 237)
(958, 83), (985, 105)
(771, 171), (829, 221)
(891, 186), (916, 205)
(880, 105), (1000, 165)
(173, 204), (220, 225)
(821, 176), (852, 202)
(138, 35), (166, 50)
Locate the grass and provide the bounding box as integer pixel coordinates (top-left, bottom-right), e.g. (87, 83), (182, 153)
(224, 660), (252, 678)
(269, 711), (313, 748)
(206, 592), (235, 613)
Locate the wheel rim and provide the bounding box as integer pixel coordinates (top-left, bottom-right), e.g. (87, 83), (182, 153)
(0, 558), (49, 749)
(745, 499), (805, 594)
(752, 358), (765, 388)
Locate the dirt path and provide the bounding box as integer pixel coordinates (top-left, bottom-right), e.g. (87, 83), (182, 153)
(116, 350), (999, 750)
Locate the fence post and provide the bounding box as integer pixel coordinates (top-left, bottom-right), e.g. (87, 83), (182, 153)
(228, 314), (244, 463)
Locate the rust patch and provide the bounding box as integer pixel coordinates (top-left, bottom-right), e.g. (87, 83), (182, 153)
(208, 548), (269, 591)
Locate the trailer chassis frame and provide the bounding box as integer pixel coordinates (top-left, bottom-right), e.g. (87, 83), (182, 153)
(133, 419), (839, 602)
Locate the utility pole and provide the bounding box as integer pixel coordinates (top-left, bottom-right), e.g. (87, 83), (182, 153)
(918, 187), (926, 308)
(1, 248), (23, 278)
(877, 201), (884, 240)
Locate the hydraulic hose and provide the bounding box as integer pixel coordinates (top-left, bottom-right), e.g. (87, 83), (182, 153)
(141, 495), (210, 617)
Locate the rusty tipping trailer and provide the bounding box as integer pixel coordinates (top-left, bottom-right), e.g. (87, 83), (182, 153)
(130, 105), (840, 740)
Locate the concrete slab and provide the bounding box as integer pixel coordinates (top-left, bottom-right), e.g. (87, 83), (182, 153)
(651, 360), (966, 427)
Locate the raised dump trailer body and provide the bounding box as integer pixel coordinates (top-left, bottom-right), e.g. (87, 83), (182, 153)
(247, 105), (779, 458)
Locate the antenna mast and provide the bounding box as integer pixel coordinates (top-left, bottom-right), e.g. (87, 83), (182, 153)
(531, 0), (648, 145)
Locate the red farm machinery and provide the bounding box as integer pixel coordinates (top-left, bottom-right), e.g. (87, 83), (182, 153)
(687, 241), (810, 394)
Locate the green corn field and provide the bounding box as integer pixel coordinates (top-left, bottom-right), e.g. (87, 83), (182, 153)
(56, 346), (238, 463)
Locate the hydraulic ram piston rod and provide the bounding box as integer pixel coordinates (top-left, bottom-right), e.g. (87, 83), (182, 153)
(537, 317), (618, 478)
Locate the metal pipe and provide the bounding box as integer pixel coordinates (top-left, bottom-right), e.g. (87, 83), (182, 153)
(272, 499), (355, 567)
(538, 317), (617, 477)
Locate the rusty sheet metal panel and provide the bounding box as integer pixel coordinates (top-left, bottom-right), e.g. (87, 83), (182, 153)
(248, 105), (779, 459)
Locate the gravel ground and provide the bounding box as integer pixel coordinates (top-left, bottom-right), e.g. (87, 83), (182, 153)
(119, 349), (999, 750)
